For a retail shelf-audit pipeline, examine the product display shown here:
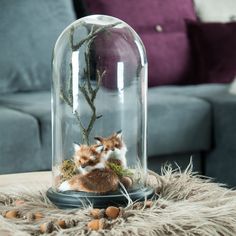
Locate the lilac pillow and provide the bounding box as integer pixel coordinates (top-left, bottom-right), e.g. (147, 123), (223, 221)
(85, 0), (196, 86)
(187, 21), (236, 84)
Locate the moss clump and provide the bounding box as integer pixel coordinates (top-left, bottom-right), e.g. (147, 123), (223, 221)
(60, 159), (77, 181)
(107, 162), (133, 178)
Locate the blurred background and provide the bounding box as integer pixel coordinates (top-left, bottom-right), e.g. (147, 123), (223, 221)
(0, 0), (236, 187)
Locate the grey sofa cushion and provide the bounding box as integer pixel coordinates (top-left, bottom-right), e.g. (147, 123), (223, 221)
(0, 92), (51, 173)
(155, 84), (236, 186)
(0, 0), (75, 94)
(0, 88), (212, 173)
(204, 89), (236, 186)
(148, 87), (211, 156)
(0, 106), (41, 174)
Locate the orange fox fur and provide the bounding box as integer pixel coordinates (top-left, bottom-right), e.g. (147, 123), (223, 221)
(59, 132), (127, 193)
(73, 144), (102, 169)
(65, 168), (119, 193)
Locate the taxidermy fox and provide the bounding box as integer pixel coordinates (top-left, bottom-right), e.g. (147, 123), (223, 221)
(59, 144), (119, 193)
(94, 130), (127, 168)
(73, 144), (105, 174)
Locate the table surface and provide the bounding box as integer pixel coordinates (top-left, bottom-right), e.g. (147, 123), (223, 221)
(0, 171), (51, 192)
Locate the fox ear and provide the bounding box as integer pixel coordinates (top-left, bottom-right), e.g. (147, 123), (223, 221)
(95, 145), (104, 153)
(73, 143), (81, 152)
(116, 130), (122, 139)
(94, 136), (103, 144)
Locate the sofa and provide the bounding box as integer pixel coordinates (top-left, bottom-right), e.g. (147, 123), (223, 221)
(0, 0), (236, 187)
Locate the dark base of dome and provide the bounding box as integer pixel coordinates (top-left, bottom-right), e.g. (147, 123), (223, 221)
(46, 186), (155, 209)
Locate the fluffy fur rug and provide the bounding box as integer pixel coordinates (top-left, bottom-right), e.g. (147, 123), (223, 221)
(1, 165), (236, 236)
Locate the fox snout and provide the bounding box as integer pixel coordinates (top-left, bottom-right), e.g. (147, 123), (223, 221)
(80, 163), (87, 168)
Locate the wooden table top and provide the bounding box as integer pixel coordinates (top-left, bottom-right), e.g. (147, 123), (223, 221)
(0, 171), (51, 192)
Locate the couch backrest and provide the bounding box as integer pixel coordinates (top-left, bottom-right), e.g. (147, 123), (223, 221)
(0, 0), (75, 94)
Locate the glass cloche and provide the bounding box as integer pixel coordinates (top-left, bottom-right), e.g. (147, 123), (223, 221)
(47, 15), (153, 208)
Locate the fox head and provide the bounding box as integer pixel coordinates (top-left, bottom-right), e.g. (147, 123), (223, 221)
(73, 144), (104, 174)
(94, 130), (124, 153)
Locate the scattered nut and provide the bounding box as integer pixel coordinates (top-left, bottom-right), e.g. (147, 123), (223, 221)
(90, 208), (105, 219)
(145, 200), (153, 208)
(87, 219), (105, 231)
(120, 176), (133, 189)
(40, 222), (54, 234)
(14, 200), (25, 206)
(105, 206), (120, 219)
(34, 212), (43, 220)
(56, 220), (66, 229)
(90, 208), (100, 219)
(5, 210), (19, 219)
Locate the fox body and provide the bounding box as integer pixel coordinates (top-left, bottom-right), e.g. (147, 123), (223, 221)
(59, 168), (119, 193)
(59, 143), (118, 192)
(59, 131), (127, 193)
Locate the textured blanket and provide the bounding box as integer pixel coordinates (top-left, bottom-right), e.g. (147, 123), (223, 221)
(1, 165), (236, 236)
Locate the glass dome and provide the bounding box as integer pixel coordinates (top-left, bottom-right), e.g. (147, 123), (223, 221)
(47, 15), (153, 208)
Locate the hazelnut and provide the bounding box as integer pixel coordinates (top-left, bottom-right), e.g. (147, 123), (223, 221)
(145, 200), (153, 208)
(87, 219), (105, 231)
(5, 210), (18, 219)
(90, 208), (105, 219)
(105, 206), (120, 219)
(40, 222), (54, 234)
(56, 220), (66, 229)
(34, 212), (43, 220)
(120, 176), (133, 189)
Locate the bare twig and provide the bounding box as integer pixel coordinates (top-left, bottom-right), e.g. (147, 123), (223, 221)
(71, 22), (120, 51)
(60, 22), (118, 144)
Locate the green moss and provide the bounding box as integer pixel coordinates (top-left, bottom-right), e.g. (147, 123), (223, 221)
(107, 162), (133, 178)
(60, 159), (77, 181)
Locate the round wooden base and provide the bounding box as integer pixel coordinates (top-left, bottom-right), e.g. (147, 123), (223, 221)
(46, 186), (155, 209)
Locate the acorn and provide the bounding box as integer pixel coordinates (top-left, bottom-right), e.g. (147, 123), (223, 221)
(105, 206), (120, 219)
(87, 219), (105, 231)
(5, 210), (19, 219)
(14, 199), (25, 206)
(145, 200), (153, 208)
(90, 208), (105, 219)
(40, 222), (54, 234)
(56, 220), (66, 229)
(34, 212), (43, 220)
(120, 176), (133, 189)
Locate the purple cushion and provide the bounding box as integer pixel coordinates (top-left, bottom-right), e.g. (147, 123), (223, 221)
(94, 28), (140, 90)
(187, 21), (236, 84)
(85, 0), (196, 86)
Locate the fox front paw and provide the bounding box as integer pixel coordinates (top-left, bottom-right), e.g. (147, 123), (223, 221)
(58, 181), (71, 192)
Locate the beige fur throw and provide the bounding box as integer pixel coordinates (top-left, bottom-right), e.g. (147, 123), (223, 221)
(1, 165), (236, 236)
